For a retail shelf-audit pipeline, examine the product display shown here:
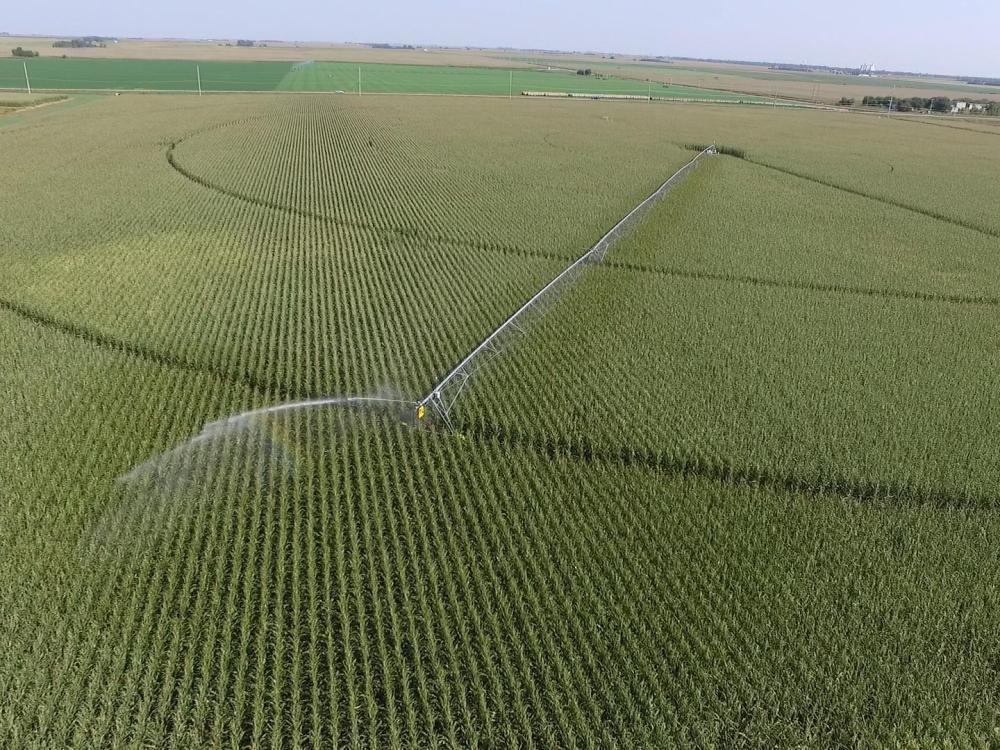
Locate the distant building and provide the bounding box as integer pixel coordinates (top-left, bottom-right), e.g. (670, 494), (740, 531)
(951, 101), (985, 113)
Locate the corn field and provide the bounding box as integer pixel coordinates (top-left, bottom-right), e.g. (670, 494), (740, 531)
(3, 93), (1000, 748)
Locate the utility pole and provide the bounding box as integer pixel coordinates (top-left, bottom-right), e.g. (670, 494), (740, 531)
(887, 83), (895, 116)
(509, 69), (512, 99)
(358, 66), (362, 96)
(196, 65), (202, 96)
(23, 61), (31, 94)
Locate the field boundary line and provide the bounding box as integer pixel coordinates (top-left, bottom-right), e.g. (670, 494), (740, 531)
(418, 145), (716, 428)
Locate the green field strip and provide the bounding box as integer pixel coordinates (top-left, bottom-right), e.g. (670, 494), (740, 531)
(0, 56), (770, 100)
(1, 227), (563, 407)
(0, 93), (66, 108)
(711, 116), (1000, 238)
(276, 60), (765, 100)
(0, 58), (291, 91)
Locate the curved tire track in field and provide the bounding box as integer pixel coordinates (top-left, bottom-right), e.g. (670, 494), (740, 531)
(604, 262), (1000, 308)
(458, 417), (995, 512)
(741, 156), (1000, 239)
(0, 294), (310, 403)
(165, 125), (557, 262)
(7, 117), (992, 441)
(892, 116), (1000, 139)
(0, 113), (562, 407)
(4, 287), (993, 513)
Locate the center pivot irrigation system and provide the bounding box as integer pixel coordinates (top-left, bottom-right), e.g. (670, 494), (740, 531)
(417, 144), (717, 431)
(118, 146), (714, 482)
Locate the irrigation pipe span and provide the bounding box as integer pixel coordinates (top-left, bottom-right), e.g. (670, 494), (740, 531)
(116, 146), (713, 484)
(418, 145), (717, 430)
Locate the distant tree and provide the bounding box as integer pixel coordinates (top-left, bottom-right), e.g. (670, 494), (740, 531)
(53, 38), (106, 48)
(236, 39), (255, 47)
(837, 97), (854, 106)
(862, 94), (938, 112)
(930, 96), (951, 112)
(11, 47), (39, 57)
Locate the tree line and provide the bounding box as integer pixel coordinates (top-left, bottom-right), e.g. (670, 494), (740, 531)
(53, 37), (109, 48)
(862, 95), (952, 112)
(859, 95), (1000, 115)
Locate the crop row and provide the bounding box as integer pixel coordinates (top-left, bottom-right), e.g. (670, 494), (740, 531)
(456, 160), (1000, 504)
(1, 95), (705, 404)
(0, 96), (568, 399)
(726, 110), (1000, 236)
(611, 156), (1000, 300)
(169, 96), (697, 261)
(4, 309), (1000, 746)
(6, 90), (1000, 749)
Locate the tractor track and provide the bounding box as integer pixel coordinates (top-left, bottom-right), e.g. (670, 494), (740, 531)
(458, 417), (996, 512)
(602, 262), (1000, 307)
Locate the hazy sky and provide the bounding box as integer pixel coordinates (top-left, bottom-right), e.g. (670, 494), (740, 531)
(6, 0), (997, 77)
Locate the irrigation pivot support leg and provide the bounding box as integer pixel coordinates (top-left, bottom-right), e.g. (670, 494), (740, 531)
(429, 390), (456, 433)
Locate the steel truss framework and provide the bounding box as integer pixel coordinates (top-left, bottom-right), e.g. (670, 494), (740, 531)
(417, 145), (717, 430)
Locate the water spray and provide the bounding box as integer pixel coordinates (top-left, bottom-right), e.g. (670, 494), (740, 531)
(115, 145), (715, 486)
(118, 394), (418, 486)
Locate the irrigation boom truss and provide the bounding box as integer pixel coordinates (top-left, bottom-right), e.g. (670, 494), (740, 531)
(418, 145), (716, 430)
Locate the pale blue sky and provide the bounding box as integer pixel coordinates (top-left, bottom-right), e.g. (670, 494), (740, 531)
(6, 0), (997, 77)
